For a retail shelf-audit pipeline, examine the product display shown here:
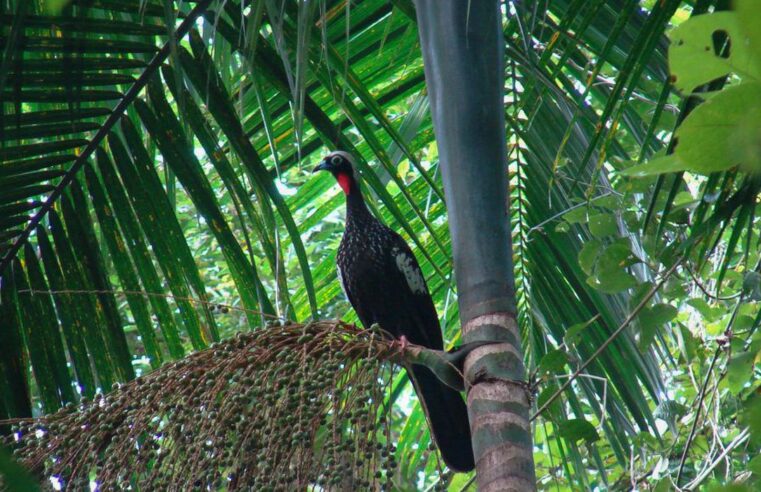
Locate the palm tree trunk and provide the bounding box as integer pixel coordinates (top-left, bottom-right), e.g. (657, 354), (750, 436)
(414, 1), (536, 489)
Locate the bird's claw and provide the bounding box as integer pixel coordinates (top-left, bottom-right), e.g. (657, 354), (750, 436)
(392, 335), (410, 352)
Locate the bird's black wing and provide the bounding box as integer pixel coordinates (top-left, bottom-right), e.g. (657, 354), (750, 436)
(379, 231), (444, 349)
(383, 233), (474, 471)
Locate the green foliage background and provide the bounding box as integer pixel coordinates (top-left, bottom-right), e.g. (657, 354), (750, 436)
(0, 0), (759, 490)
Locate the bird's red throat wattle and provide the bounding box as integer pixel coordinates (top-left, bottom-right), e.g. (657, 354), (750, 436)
(337, 172), (352, 195)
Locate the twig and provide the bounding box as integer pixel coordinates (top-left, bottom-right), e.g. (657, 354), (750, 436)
(526, 192), (615, 237)
(685, 264), (740, 301)
(683, 428), (750, 491)
(531, 258), (682, 421)
(675, 347), (721, 485)
(679, 293), (744, 484)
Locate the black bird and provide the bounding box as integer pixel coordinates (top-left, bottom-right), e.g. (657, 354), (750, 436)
(314, 151), (475, 472)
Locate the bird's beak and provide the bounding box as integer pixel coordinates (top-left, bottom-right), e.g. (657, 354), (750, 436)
(312, 160), (330, 173)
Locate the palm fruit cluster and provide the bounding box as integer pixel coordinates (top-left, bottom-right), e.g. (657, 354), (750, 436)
(2, 320), (412, 491)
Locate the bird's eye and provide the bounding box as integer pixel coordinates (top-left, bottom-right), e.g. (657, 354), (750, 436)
(331, 156), (342, 166)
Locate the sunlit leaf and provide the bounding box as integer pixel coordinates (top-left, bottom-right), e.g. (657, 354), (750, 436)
(669, 11), (761, 93)
(558, 419), (599, 445)
(675, 83), (761, 174)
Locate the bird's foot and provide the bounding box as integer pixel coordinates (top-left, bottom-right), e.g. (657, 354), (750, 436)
(392, 335), (410, 352)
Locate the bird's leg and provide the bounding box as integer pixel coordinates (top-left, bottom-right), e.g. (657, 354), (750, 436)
(399, 335), (409, 350)
(392, 335), (410, 352)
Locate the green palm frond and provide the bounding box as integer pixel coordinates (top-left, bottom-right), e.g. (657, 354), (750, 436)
(1, 0), (754, 488)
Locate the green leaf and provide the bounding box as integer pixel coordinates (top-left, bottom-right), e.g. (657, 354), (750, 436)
(741, 396), (761, 446)
(138, 88), (263, 328)
(735, 0), (761, 72)
(637, 303), (677, 349)
(36, 226), (96, 395)
(599, 241), (639, 270)
(61, 188), (134, 382)
(587, 270), (638, 294)
(639, 303), (678, 327)
(564, 317), (597, 347)
(116, 123), (217, 348)
(537, 349), (569, 376)
(726, 351), (757, 395)
(558, 418), (599, 445)
(743, 271), (761, 301)
(11, 259), (62, 413)
(588, 213), (618, 238)
(160, 65), (279, 318)
(536, 382), (563, 420)
(587, 241), (639, 293)
(749, 453), (761, 476)
(669, 11), (761, 93)
(0, 268), (32, 418)
(578, 239), (603, 276)
(675, 82), (761, 174)
(22, 243), (76, 405)
(178, 41), (318, 318)
(686, 297), (721, 322)
(705, 484), (753, 492)
(593, 195), (622, 210)
(652, 478), (671, 492)
(562, 206), (588, 224)
(47, 210), (116, 392)
(85, 162), (163, 368)
(619, 154), (689, 177)
(95, 143), (186, 359)
(676, 324), (701, 364)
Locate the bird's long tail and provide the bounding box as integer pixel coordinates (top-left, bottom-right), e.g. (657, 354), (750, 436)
(409, 365), (475, 472)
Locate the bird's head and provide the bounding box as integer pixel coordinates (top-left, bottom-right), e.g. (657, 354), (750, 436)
(313, 151), (358, 195)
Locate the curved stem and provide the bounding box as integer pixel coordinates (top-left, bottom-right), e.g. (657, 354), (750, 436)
(675, 347), (720, 486)
(531, 258), (682, 421)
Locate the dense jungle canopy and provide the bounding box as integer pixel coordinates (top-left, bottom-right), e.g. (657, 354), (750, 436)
(0, 0), (760, 490)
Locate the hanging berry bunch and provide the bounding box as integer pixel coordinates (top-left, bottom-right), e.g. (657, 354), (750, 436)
(3, 321), (409, 491)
